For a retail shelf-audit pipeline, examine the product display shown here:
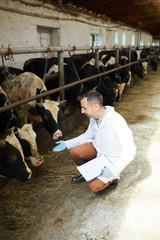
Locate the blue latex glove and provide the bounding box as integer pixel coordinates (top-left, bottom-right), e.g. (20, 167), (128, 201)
(53, 141), (67, 152)
(100, 167), (113, 178)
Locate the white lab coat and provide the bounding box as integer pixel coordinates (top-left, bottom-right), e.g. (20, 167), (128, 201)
(65, 106), (136, 180)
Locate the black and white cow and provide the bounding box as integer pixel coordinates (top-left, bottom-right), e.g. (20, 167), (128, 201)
(96, 75), (117, 106)
(70, 53), (117, 105)
(0, 86), (44, 166)
(0, 129), (32, 181)
(15, 123), (44, 166)
(23, 57), (85, 106)
(69, 54), (100, 89)
(1, 72), (63, 140)
(100, 51), (130, 101)
(130, 49), (146, 78)
(142, 48), (158, 72)
(135, 48), (158, 75)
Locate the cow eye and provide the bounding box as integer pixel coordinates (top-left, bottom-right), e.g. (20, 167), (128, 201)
(8, 155), (17, 163)
(43, 114), (49, 121)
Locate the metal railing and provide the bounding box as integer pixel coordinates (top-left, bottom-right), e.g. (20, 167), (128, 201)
(0, 45), (159, 114)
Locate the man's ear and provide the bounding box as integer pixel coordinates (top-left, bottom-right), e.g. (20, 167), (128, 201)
(94, 103), (99, 110)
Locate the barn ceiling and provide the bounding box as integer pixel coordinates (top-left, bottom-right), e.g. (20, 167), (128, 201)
(51, 0), (160, 40)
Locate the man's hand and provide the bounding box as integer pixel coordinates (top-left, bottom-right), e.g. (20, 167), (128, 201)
(53, 141), (67, 152)
(100, 167), (113, 178)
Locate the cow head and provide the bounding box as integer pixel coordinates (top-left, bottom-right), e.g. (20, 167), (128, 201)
(0, 130), (32, 181)
(15, 124), (44, 166)
(29, 100), (63, 140)
(134, 62), (144, 78)
(45, 64), (58, 81)
(142, 61), (148, 75)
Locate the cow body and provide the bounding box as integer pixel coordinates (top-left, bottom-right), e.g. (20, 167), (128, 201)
(1, 72), (62, 139)
(100, 51), (129, 102)
(0, 87), (19, 133)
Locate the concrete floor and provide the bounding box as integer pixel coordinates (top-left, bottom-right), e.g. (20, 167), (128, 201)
(1, 66), (160, 240)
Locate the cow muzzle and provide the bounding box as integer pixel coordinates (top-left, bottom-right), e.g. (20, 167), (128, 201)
(28, 156), (44, 166)
(28, 170), (32, 180)
(53, 129), (63, 140)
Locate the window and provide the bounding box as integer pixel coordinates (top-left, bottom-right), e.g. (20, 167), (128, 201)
(114, 31), (118, 46)
(37, 26), (60, 57)
(38, 27), (51, 47)
(90, 34), (103, 46)
(153, 41), (159, 46)
(140, 40), (144, 46)
(122, 32), (126, 46)
(131, 34), (135, 46)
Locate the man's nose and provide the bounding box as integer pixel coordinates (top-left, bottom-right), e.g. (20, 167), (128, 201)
(81, 108), (84, 114)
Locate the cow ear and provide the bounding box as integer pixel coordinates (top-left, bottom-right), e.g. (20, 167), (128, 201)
(0, 139), (6, 148)
(36, 102), (43, 108)
(57, 100), (67, 106)
(10, 126), (16, 132)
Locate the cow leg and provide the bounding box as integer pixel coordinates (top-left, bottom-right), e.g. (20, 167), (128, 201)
(126, 71), (132, 87)
(114, 88), (119, 101)
(117, 83), (125, 101)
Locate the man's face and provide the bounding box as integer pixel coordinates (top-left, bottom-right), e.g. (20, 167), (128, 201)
(80, 97), (96, 118)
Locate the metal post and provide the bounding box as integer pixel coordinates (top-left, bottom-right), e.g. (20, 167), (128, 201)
(128, 47), (132, 70)
(156, 47), (159, 65)
(115, 48), (119, 67)
(95, 48), (101, 85)
(115, 48), (119, 78)
(95, 49), (99, 70)
(58, 51), (65, 101)
(148, 51), (151, 72)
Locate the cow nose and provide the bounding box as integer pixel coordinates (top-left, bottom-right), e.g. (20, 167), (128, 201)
(53, 130), (63, 140)
(28, 171), (32, 179)
(36, 156), (44, 166)
(54, 134), (63, 140)
(57, 135), (63, 140)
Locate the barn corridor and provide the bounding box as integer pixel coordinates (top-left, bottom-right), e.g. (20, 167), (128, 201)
(1, 66), (160, 240)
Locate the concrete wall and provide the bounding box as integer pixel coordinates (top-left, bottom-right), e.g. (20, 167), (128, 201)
(0, 0), (153, 69)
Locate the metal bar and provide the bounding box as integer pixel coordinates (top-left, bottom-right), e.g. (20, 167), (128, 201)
(0, 56), (155, 114)
(0, 46), (115, 56)
(0, 45), (152, 56)
(58, 51), (65, 100)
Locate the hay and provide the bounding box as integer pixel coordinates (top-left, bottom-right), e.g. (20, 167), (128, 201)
(0, 115), (89, 239)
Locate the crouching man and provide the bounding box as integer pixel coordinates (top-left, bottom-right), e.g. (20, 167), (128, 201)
(53, 90), (136, 192)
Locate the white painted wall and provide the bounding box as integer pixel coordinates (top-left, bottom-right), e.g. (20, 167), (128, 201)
(0, 0), (153, 69)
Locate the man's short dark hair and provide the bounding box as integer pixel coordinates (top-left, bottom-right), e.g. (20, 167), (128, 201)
(80, 90), (103, 106)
